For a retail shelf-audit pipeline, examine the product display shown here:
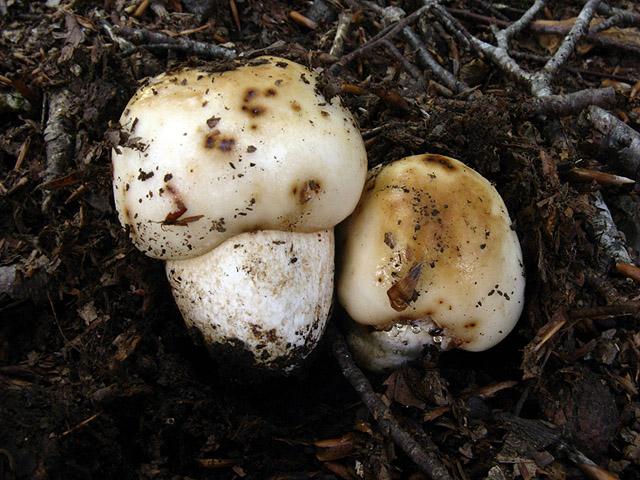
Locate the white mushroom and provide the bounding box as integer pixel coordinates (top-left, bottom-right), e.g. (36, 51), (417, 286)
(337, 154), (525, 371)
(166, 230), (334, 372)
(112, 57), (367, 372)
(112, 56), (366, 260)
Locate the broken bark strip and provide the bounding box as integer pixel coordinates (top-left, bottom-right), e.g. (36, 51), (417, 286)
(330, 326), (452, 480)
(43, 89), (74, 183)
(587, 106), (640, 179)
(115, 25), (236, 59)
(585, 191), (632, 271)
(523, 87), (615, 117)
(42, 89), (75, 211)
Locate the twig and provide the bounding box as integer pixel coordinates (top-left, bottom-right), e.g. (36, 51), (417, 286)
(60, 412), (102, 437)
(522, 87), (615, 117)
(593, 0), (640, 26)
(447, 6), (640, 55)
(331, 3), (434, 72)
(471, 0), (510, 21)
(531, 0), (602, 96)
(495, 0), (545, 51)
(566, 168), (635, 186)
(329, 12), (352, 58)
(616, 263), (640, 283)
(115, 25), (236, 59)
(587, 106), (640, 178)
(402, 27), (467, 93)
(382, 40), (426, 88)
(569, 301), (640, 319)
(511, 50), (639, 83)
(371, 3), (468, 93)
(590, 9), (640, 33)
(330, 326), (452, 480)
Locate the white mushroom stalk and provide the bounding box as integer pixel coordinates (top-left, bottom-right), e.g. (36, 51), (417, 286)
(112, 57), (367, 371)
(337, 154), (525, 372)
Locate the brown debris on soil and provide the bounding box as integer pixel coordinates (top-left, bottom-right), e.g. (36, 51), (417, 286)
(2, 0), (640, 479)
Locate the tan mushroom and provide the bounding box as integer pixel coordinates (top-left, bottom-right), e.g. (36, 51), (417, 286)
(337, 154), (525, 371)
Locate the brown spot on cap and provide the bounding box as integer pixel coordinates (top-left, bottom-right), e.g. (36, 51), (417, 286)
(265, 88), (277, 97)
(291, 101), (302, 112)
(299, 179), (321, 204)
(422, 154), (457, 170)
(384, 232), (396, 249)
(219, 138), (236, 152)
(206, 116), (220, 128)
(242, 105), (265, 117)
(387, 262), (423, 311)
(243, 88), (257, 102)
(464, 322), (477, 329)
(204, 133), (217, 149)
(138, 169), (154, 181)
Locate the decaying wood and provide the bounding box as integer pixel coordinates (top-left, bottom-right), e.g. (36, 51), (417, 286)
(43, 89), (74, 183)
(114, 25), (237, 59)
(523, 87), (616, 117)
(585, 191), (632, 270)
(588, 106), (640, 179)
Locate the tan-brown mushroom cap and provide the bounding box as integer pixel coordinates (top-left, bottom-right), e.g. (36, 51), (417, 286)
(337, 154), (525, 352)
(112, 56), (366, 260)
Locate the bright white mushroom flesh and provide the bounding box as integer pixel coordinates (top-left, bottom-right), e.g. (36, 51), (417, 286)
(111, 57), (367, 372)
(167, 230), (334, 372)
(337, 154), (525, 372)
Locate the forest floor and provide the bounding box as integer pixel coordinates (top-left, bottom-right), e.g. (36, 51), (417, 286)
(1, 0), (640, 479)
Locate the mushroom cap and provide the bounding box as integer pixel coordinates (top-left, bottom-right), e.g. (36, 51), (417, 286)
(166, 229), (334, 372)
(113, 56), (366, 260)
(337, 154), (525, 356)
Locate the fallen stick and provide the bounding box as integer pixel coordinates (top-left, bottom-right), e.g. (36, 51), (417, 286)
(330, 326), (452, 480)
(587, 106), (640, 179)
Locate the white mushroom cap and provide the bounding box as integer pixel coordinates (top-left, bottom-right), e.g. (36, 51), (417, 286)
(166, 229), (334, 372)
(338, 154), (525, 369)
(113, 56), (366, 260)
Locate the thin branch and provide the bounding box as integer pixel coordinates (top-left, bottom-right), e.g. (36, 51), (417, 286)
(401, 27), (467, 93)
(569, 301), (640, 319)
(447, 7), (640, 55)
(531, 0), (602, 96)
(332, 3), (434, 71)
(431, 5), (533, 87)
(115, 25), (237, 59)
(496, 0), (546, 51)
(330, 327), (452, 480)
(382, 40), (426, 88)
(522, 87), (615, 117)
(329, 12), (352, 58)
(590, 9), (640, 33)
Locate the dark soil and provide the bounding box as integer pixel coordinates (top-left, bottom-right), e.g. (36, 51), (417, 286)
(1, 0), (639, 479)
